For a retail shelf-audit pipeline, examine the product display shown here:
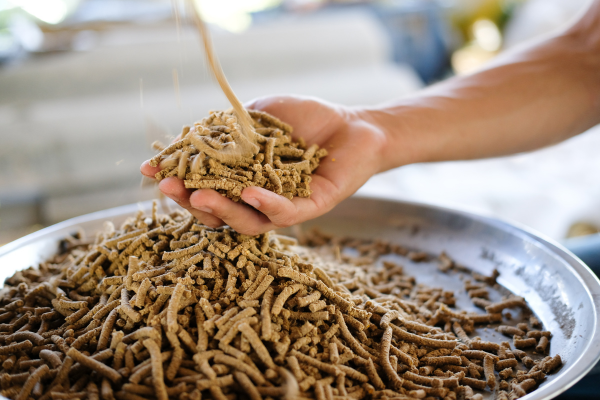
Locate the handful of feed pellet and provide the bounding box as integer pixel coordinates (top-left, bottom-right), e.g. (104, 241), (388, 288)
(0, 203), (562, 400)
(148, 3), (326, 202)
(149, 109), (327, 202)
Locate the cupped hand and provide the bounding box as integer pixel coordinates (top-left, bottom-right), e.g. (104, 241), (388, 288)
(140, 95), (389, 235)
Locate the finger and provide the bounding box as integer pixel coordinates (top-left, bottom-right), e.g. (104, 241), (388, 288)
(245, 96), (305, 129)
(141, 160), (161, 179)
(158, 177), (193, 204)
(240, 187), (300, 228)
(245, 95), (300, 114)
(241, 174), (340, 228)
(245, 95), (342, 145)
(189, 189), (276, 236)
(186, 208), (225, 228)
(158, 178), (225, 228)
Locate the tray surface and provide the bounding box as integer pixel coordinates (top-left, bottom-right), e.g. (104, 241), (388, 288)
(1, 196), (599, 400)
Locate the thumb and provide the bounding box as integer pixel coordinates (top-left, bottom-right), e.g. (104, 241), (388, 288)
(244, 95), (291, 112)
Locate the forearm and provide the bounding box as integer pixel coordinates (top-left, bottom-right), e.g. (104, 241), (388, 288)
(367, 2), (600, 171)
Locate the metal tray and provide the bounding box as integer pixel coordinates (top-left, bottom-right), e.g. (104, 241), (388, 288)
(1, 196), (599, 400)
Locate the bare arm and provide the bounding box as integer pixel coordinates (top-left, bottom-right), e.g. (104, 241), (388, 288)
(370, 0), (600, 171)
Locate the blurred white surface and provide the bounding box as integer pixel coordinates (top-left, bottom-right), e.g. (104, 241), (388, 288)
(0, 10), (392, 104)
(503, 0), (593, 48)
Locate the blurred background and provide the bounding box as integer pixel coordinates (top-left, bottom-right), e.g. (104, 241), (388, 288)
(0, 0), (598, 245)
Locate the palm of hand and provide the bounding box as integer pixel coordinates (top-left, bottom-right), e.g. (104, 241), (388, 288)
(141, 95), (387, 235)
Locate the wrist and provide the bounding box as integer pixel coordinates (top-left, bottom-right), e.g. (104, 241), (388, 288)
(354, 102), (428, 172)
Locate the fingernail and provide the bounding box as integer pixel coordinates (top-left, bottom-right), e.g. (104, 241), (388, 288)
(165, 193), (180, 203)
(245, 197), (261, 209)
(197, 206), (213, 214)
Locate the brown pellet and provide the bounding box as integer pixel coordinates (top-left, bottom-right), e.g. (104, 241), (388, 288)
(486, 298), (527, 314)
(514, 336), (537, 349)
(67, 348), (121, 383)
(143, 339), (168, 400)
(498, 325), (525, 337)
(540, 354), (562, 373)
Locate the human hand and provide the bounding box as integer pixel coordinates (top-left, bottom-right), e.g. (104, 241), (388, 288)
(140, 95), (390, 235)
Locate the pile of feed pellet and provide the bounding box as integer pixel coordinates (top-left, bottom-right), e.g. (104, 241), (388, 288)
(0, 204), (562, 400)
(149, 109), (327, 202)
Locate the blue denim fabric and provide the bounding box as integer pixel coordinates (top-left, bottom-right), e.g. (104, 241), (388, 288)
(556, 234), (600, 398)
(565, 234), (600, 275)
